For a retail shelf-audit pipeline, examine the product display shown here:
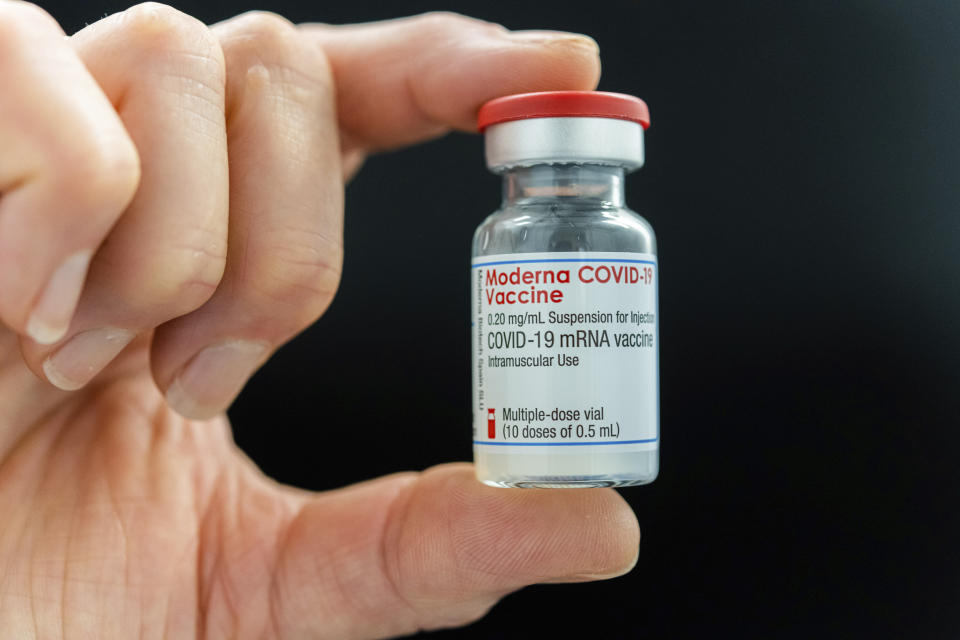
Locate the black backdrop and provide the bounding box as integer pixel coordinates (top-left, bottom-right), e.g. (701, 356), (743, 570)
(39, 1), (960, 637)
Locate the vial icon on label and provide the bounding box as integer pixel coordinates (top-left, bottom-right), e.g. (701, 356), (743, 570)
(471, 91), (659, 488)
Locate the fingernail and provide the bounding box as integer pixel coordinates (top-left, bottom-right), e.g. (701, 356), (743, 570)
(27, 250), (94, 345)
(165, 340), (270, 420)
(507, 31), (599, 53)
(42, 327), (135, 391)
(542, 571), (629, 584)
(542, 566), (636, 583)
(542, 545), (639, 583)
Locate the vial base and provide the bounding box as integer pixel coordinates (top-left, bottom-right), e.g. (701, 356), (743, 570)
(474, 449), (658, 488)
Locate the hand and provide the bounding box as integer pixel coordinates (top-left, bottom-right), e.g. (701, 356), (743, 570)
(0, 3), (639, 637)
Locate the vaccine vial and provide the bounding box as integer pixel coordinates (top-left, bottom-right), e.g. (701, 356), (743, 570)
(471, 91), (658, 488)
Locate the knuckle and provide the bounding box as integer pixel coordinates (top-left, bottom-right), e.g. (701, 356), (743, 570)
(219, 11), (332, 89)
(121, 3), (225, 77)
(417, 11), (472, 30)
(49, 137), (141, 215)
(0, 1), (56, 32)
(246, 233), (343, 327)
(0, 3), (60, 56)
(415, 11), (499, 36)
(122, 3), (203, 42)
(121, 241), (226, 313)
(228, 11), (298, 48)
(118, 4), (226, 130)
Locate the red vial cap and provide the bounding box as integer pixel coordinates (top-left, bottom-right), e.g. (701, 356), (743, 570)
(477, 91), (650, 132)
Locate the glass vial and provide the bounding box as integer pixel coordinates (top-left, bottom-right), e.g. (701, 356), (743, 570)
(471, 91), (658, 488)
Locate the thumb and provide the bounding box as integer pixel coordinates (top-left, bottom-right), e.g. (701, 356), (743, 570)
(271, 463), (639, 638)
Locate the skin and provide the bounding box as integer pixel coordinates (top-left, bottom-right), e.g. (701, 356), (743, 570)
(0, 2), (641, 638)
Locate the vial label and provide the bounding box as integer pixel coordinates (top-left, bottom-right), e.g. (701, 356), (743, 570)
(472, 252), (659, 452)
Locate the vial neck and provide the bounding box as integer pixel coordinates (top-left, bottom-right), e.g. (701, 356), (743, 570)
(502, 164), (626, 208)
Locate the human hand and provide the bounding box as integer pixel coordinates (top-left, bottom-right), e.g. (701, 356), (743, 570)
(0, 3), (639, 637)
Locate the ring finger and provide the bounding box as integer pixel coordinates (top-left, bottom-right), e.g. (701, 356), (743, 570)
(150, 11), (344, 419)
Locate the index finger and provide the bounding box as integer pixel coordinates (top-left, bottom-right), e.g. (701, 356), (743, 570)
(301, 12), (601, 153)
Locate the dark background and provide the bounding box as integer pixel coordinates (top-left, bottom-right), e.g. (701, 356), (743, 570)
(44, 0), (960, 637)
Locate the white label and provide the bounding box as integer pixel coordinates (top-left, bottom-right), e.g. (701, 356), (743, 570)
(472, 252), (659, 453)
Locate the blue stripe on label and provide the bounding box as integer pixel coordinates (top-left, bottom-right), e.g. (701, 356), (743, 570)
(473, 439), (658, 446)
